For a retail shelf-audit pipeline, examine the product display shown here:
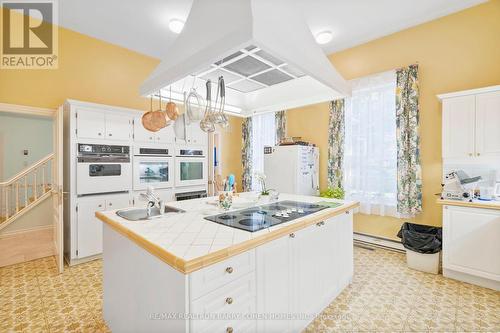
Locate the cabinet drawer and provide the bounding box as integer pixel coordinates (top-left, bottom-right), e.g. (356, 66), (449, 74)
(190, 250), (255, 299)
(190, 273), (256, 333)
(191, 318), (255, 333)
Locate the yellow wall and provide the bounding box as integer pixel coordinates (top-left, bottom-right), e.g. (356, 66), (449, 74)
(288, 0), (500, 239)
(0, 22), (244, 186)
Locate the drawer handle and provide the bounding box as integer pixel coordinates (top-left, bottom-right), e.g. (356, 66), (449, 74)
(316, 221), (325, 226)
(346, 211), (350, 214)
(225, 267), (233, 274)
(98, 133), (102, 136)
(226, 327), (233, 333)
(289, 233), (295, 238)
(109, 203), (112, 206)
(109, 133), (112, 137)
(98, 204), (102, 208)
(225, 297), (233, 304)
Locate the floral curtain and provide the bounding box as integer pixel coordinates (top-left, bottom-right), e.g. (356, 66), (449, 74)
(327, 99), (345, 190)
(275, 110), (287, 145)
(396, 64), (422, 216)
(241, 117), (253, 192)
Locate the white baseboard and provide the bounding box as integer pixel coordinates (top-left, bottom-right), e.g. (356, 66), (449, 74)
(354, 232), (405, 252)
(444, 268), (500, 291)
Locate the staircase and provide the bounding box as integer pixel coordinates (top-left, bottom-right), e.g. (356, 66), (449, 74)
(0, 154), (55, 231)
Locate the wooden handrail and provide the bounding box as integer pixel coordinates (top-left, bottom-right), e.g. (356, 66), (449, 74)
(0, 153), (54, 186)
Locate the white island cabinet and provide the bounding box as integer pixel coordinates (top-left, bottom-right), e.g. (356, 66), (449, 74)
(97, 195), (357, 333)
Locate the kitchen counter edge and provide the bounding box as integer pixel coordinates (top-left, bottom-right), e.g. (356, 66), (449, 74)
(437, 198), (500, 211)
(95, 201), (360, 274)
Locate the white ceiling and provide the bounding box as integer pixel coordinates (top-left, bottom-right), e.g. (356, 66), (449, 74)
(59, 0), (486, 59)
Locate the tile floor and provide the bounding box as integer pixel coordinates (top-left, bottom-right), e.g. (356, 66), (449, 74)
(1, 246), (499, 332)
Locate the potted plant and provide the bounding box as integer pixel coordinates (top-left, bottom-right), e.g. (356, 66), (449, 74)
(254, 172), (273, 202)
(320, 187), (345, 199)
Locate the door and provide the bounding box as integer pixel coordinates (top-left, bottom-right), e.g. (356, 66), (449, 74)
(443, 206), (500, 281)
(316, 218), (339, 305)
(106, 193), (131, 210)
(256, 234), (292, 333)
(442, 96), (475, 159)
(105, 113), (131, 141)
(133, 116), (155, 143)
(292, 225), (319, 331)
(133, 156), (174, 190)
(155, 124), (176, 144)
(475, 91), (500, 157)
(175, 157), (207, 187)
(76, 107), (106, 139)
(52, 106), (64, 273)
(77, 197), (106, 258)
(186, 122), (208, 145)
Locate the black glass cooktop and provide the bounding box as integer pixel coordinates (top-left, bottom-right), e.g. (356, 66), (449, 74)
(204, 201), (328, 232)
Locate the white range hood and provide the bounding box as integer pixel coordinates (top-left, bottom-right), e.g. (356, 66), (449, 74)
(140, 0), (351, 116)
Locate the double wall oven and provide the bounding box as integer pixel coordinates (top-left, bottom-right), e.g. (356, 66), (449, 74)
(175, 147), (207, 187)
(76, 144), (131, 195)
(133, 146), (174, 190)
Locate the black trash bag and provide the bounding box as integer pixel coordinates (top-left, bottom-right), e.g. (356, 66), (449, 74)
(397, 222), (442, 254)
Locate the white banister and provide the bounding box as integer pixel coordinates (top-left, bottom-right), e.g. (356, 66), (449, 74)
(0, 153), (54, 230)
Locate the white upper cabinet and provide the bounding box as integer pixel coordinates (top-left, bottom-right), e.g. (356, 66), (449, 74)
(442, 96), (475, 159)
(105, 113), (131, 141)
(440, 86), (500, 160)
(75, 105), (131, 141)
(475, 91), (500, 158)
(185, 122), (208, 146)
(76, 106), (106, 139)
(133, 116), (175, 144)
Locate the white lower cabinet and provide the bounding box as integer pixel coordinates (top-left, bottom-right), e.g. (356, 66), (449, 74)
(256, 211), (354, 333)
(443, 206), (500, 289)
(76, 193), (131, 258)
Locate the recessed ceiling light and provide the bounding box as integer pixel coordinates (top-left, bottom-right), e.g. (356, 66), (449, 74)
(315, 31), (333, 45)
(169, 19), (185, 34)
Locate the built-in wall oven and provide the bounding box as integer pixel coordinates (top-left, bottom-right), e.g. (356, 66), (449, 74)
(76, 144), (131, 195)
(133, 146), (174, 190)
(175, 147), (207, 187)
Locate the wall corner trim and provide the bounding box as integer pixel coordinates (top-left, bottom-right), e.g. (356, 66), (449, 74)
(0, 103), (55, 117)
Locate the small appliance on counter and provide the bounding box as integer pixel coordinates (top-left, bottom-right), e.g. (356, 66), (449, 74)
(441, 170), (482, 201)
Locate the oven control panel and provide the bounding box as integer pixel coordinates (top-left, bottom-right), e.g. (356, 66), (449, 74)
(78, 144), (129, 155)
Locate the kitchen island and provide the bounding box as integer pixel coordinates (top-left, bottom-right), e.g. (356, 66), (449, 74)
(96, 194), (359, 333)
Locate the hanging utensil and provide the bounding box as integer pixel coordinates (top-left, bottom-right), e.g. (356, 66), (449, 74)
(200, 80), (215, 132)
(142, 95), (161, 132)
(213, 76), (228, 127)
(165, 86), (180, 121)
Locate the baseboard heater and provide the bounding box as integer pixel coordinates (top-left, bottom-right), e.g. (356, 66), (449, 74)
(353, 232), (405, 253)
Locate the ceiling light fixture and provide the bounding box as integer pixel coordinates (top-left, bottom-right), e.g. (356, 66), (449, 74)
(169, 19), (185, 34)
(315, 31), (333, 45)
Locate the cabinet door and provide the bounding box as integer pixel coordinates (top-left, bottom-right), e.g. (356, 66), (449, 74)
(76, 107), (106, 139)
(105, 113), (131, 141)
(133, 116), (155, 143)
(292, 225), (319, 331)
(338, 212), (354, 285)
(316, 218), (339, 305)
(155, 123), (176, 144)
(443, 206), (500, 281)
(106, 193), (131, 210)
(186, 123), (208, 145)
(475, 91), (500, 158)
(442, 96), (475, 159)
(77, 197), (105, 258)
(256, 234), (292, 333)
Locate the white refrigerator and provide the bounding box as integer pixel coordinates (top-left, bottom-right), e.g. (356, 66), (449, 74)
(264, 145), (319, 196)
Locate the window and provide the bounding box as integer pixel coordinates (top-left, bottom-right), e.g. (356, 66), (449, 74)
(343, 70), (398, 217)
(251, 112), (276, 191)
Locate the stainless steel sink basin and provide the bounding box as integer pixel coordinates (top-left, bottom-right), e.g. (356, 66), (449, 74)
(116, 206), (184, 221)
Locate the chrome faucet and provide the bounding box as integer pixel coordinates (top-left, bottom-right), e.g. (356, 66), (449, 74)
(140, 187), (164, 218)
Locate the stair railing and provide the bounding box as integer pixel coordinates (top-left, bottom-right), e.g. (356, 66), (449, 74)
(0, 153), (54, 226)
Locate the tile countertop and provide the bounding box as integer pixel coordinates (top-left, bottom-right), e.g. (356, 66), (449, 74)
(96, 194), (359, 274)
(437, 198), (500, 211)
